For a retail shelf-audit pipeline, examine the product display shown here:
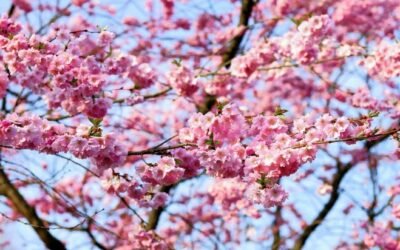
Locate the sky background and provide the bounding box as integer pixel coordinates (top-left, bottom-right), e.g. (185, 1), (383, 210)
(0, 1), (398, 249)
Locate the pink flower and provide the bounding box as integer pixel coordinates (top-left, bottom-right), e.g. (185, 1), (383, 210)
(179, 128), (195, 143)
(98, 31), (115, 46)
(149, 192), (169, 208)
(161, 0), (174, 19)
(293, 117), (309, 134)
(84, 98), (112, 118)
(128, 63), (156, 89)
(245, 183), (288, 207)
(0, 16), (22, 37)
(261, 150), (277, 167)
(304, 128), (324, 143)
(51, 136), (71, 153)
(72, 0), (89, 7)
(173, 148), (201, 178)
(68, 137), (88, 158)
(158, 157), (184, 185)
(126, 94), (144, 105)
(167, 65), (198, 96)
(392, 204), (400, 219)
(12, 0), (32, 12)
(298, 15), (333, 39)
(123, 17), (140, 26)
(230, 55), (259, 78)
(0, 69), (8, 98)
(127, 182), (148, 200)
(273, 133), (292, 148)
(82, 138), (101, 157)
(334, 117), (350, 134)
(315, 114), (334, 131)
(213, 147), (228, 162)
(76, 124), (91, 137)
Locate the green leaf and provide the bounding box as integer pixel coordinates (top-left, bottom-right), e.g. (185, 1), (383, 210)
(172, 58), (182, 66)
(256, 175), (269, 189)
(205, 138), (215, 147)
(290, 13), (313, 27)
(89, 118), (103, 127)
(174, 158), (183, 165)
(274, 106), (288, 116)
(37, 42), (46, 50)
(70, 78), (78, 86)
(290, 18), (302, 27)
(205, 133), (216, 149)
(368, 110), (380, 118)
(216, 102), (228, 113)
(88, 126), (102, 137)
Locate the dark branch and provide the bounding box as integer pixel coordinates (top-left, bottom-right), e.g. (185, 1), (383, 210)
(86, 219), (108, 250)
(127, 143), (196, 156)
(145, 185), (174, 231)
(292, 163), (352, 250)
(271, 205), (282, 250)
(0, 167), (66, 250)
(197, 0), (256, 114)
(221, 0), (256, 67)
(8, 4), (15, 17)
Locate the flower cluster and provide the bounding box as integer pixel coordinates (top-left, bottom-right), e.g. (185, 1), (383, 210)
(208, 179), (261, 217)
(229, 15), (334, 78)
(12, 0), (33, 12)
(268, 0), (332, 16)
(137, 157), (185, 186)
(203, 73), (244, 98)
(333, 0), (400, 38)
(100, 215), (171, 250)
(245, 182), (288, 208)
(0, 113), (126, 171)
(230, 40), (276, 78)
(0, 16), (156, 118)
(166, 65), (199, 96)
(363, 223), (400, 249)
(289, 15), (334, 64)
(179, 104), (374, 207)
(361, 41), (400, 81)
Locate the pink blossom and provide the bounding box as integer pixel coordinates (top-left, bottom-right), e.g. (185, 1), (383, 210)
(84, 98), (112, 119)
(167, 65), (198, 96)
(68, 137), (88, 158)
(98, 31), (115, 47)
(12, 0), (32, 12)
(72, 0), (90, 7)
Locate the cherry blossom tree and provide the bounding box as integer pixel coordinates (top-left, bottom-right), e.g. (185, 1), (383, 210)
(0, 0), (400, 249)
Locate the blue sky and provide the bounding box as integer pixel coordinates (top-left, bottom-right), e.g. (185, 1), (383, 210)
(0, 1), (399, 249)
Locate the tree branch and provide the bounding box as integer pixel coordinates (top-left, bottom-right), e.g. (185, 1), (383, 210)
(86, 219), (108, 250)
(0, 167), (66, 250)
(292, 163), (352, 250)
(221, 0), (256, 67)
(145, 185), (174, 231)
(271, 205), (282, 250)
(197, 0), (256, 114)
(127, 143), (196, 156)
(7, 4), (15, 17)
(292, 133), (392, 249)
